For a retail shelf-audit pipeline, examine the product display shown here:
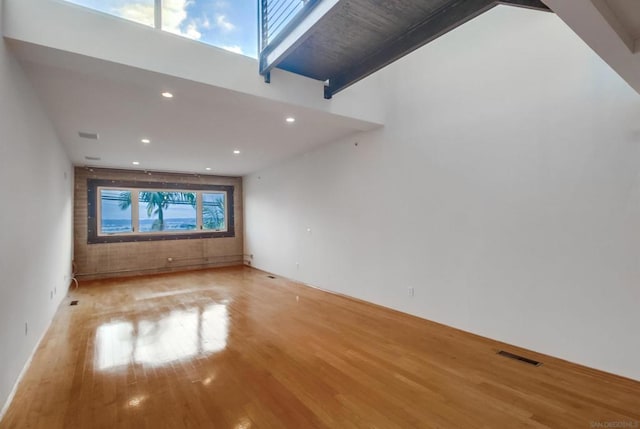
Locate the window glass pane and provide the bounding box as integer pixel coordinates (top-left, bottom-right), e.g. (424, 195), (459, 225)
(162, 0), (257, 58)
(202, 192), (226, 231)
(138, 191), (197, 232)
(100, 189), (133, 234)
(64, 0), (155, 27)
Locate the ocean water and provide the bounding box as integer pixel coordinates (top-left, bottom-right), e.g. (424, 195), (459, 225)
(101, 218), (197, 234)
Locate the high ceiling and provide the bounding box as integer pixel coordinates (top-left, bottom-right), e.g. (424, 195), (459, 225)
(9, 41), (377, 177)
(6, 0), (639, 180)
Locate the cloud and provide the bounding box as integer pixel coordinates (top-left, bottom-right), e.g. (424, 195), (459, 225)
(117, 2), (155, 27)
(159, 0), (203, 40)
(116, 0), (238, 46)
(221, 45), (243, 55)
(212, 0), (230, 10)
(215, 14), (235, 32)
(161, 0), (189, 36)
(184, 22), (202, 39)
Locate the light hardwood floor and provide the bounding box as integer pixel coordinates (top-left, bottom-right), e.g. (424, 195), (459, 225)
(1, 266), (639, 428)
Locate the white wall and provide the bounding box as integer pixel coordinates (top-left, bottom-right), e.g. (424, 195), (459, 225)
(245, 6), (640, 381)
(0, 0), (73, 416)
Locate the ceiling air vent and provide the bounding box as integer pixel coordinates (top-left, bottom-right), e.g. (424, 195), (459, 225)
(78, 131), (99, 140)
(85, 156), (101, 161)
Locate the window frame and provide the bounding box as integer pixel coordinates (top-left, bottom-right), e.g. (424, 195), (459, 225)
(88, 179), (235, 244)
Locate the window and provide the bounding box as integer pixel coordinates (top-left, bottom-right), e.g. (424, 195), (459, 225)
(64, 0), (258, 58)
(88, 180), (234, 243)
(202, 192), (226, 231)
(137, 191), (197, 232)
(100, 189), (133, 233)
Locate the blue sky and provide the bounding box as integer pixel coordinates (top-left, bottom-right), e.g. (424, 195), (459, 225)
(67, 0), (258, 58)
(101, 198), (132, 220)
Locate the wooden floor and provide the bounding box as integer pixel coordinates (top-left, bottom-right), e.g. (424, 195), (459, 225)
(1, 267), (639, 428)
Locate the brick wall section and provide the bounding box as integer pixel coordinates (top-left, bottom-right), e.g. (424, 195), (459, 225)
(74, 167), (243, 280)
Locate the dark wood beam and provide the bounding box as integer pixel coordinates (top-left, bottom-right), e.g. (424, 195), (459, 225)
(496, 0), (551, 12)
(324, 0), (496, 98)
(324, 0), (552, 98)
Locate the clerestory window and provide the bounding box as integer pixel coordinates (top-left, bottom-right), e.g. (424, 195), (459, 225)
(63, 0), (257, 58)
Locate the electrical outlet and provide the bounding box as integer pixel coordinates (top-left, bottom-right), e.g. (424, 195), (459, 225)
(408, 287), (415, 297)
(50, 291), (53, 300)
(25, 322), (28, 336)
(296, 262), (299, 270)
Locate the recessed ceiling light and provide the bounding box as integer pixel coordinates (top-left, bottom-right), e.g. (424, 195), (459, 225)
(141, 138), (151, 144)
(161, 92), (174, 99)
(285, 117), (296, 123)
(233, 150), (241, 155)
(132, 161), (140, 165)
(205, 167), (211, 171)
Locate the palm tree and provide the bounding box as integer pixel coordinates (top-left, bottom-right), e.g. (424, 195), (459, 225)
(119, 191), (196, 231)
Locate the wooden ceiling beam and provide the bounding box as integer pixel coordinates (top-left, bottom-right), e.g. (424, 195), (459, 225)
(324, 0), (551, 98)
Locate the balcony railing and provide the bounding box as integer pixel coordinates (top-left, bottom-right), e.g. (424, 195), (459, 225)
(258, 0), (320, 77)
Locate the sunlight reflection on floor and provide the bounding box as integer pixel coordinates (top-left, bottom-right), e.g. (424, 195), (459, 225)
(95, 303), (228, 370)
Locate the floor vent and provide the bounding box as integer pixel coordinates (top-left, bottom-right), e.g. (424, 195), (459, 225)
(497, 350), (542, 367)
(70, 300), (79, 306)
(267, 275), (276, 279)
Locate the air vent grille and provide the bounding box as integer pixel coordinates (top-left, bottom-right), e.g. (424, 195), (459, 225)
(79, 132), (99, 140)
(85, 156), (101, 161)
(70, 300), (79, 306)
(498, 350), (541, 367)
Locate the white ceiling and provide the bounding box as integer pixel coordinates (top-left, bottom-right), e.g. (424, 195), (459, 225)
(10, 41), (378, 177)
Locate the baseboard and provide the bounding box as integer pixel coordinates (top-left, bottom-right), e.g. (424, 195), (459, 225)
(0, 273), (70, 424)
(76, 259), (244, 281)
(0, 317), (51, 423)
